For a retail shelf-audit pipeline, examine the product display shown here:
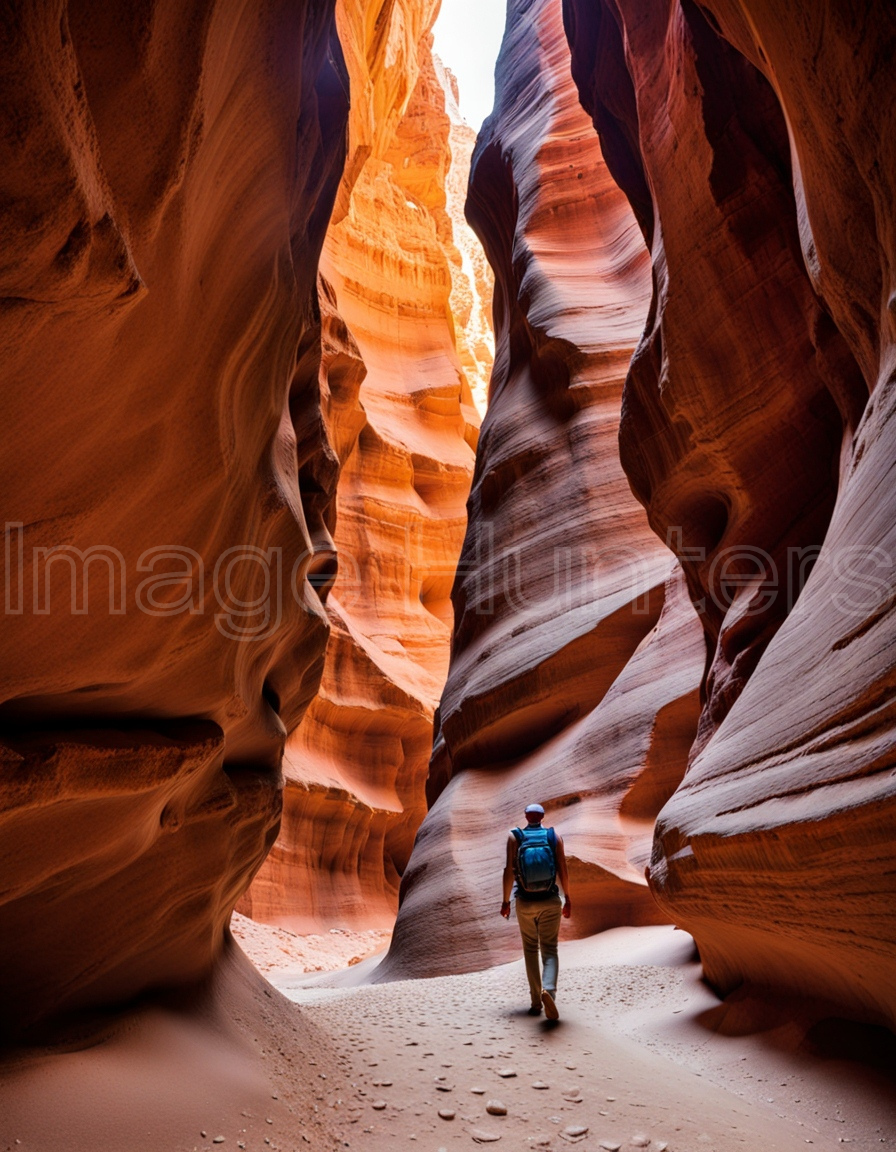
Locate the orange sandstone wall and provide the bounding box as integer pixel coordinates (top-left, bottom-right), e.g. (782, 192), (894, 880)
(564, 0), (896, 1028)
(0, 2), (347, 1036)
(436, 56), (495, 415)
(239, 3), (483, 933)
(380, 0), (705, 981)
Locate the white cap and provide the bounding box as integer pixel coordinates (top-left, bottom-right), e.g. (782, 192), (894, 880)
(524, 803), (545, 815)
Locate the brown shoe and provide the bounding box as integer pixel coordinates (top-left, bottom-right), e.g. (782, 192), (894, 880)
(542, 990), (559, 1020)
(527, 1003), (542, 1016)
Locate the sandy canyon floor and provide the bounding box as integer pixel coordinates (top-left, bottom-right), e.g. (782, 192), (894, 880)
(2, 925), (894, 1152)
(250, 924), (896, 1152)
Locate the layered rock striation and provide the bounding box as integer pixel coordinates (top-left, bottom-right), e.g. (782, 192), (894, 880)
(381, 0), (705, 981)
(0, 1), (347, 1037)
(239, 5), (482, 933)
(565, 0), (896, 1027)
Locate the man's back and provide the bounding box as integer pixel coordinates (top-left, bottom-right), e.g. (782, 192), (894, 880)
(501, 805), (572, 1019)
(512, 823), (559, 899)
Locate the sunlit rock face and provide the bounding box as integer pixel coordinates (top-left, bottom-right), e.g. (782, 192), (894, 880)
(435, 55), (495, 416)
(239, 3), (480, 933)
(565, 0), (896, 1027)
(380, 0), (705, 981)
(0, 1), (346, 1036)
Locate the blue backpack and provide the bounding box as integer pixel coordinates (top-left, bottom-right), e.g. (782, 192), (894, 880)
(512, 825), (557, 892)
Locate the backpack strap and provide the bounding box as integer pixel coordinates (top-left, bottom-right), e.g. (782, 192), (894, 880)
(546, 827), (556, 851)
(511, 827), (523, 843)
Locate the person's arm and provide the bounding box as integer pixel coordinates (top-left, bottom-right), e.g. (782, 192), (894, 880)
(555, 833), (572, 918)
(501, 834), (516, 918)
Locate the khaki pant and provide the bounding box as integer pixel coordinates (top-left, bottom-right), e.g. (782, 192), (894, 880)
(515, 894), (562, 1004)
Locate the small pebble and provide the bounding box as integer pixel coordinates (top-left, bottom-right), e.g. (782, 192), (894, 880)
(498, 1069), (517, 1078)
(631, 1138), (651, 1148)
(566, 1064), (577, 1070)
(469, 1129), (502, 1143)
(372, 1101), (387, 1111)
(470, 1087), (486, 1095)
(566, 1127), (589, 1138)
(532, 1081), (549, 1090)
(598, 1141), (620, 1151)
(436, 1084), (453, 1092)
(438, 1108), (456, 1121)
(213, 1140), (225, 1146)
(486, 1101), (507, 1116)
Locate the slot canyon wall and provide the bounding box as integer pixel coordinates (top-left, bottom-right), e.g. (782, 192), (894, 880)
(380, 0), (707, 981)
(561, 0), (896, 1030)
(237, 0), (488, 934)
(437, 55), (496, 416)
(0, 0), (351, 1039)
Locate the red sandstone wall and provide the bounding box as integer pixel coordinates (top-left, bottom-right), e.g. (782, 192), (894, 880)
(564, 0), (896, 1027)
(0, 1), (347, 1036)
(380, 0), (705, 981)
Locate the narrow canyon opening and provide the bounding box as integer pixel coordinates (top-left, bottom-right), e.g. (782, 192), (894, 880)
(232, 0), (500, 973)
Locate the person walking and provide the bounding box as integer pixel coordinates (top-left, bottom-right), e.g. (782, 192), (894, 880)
(500, 803), (571, 1019)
